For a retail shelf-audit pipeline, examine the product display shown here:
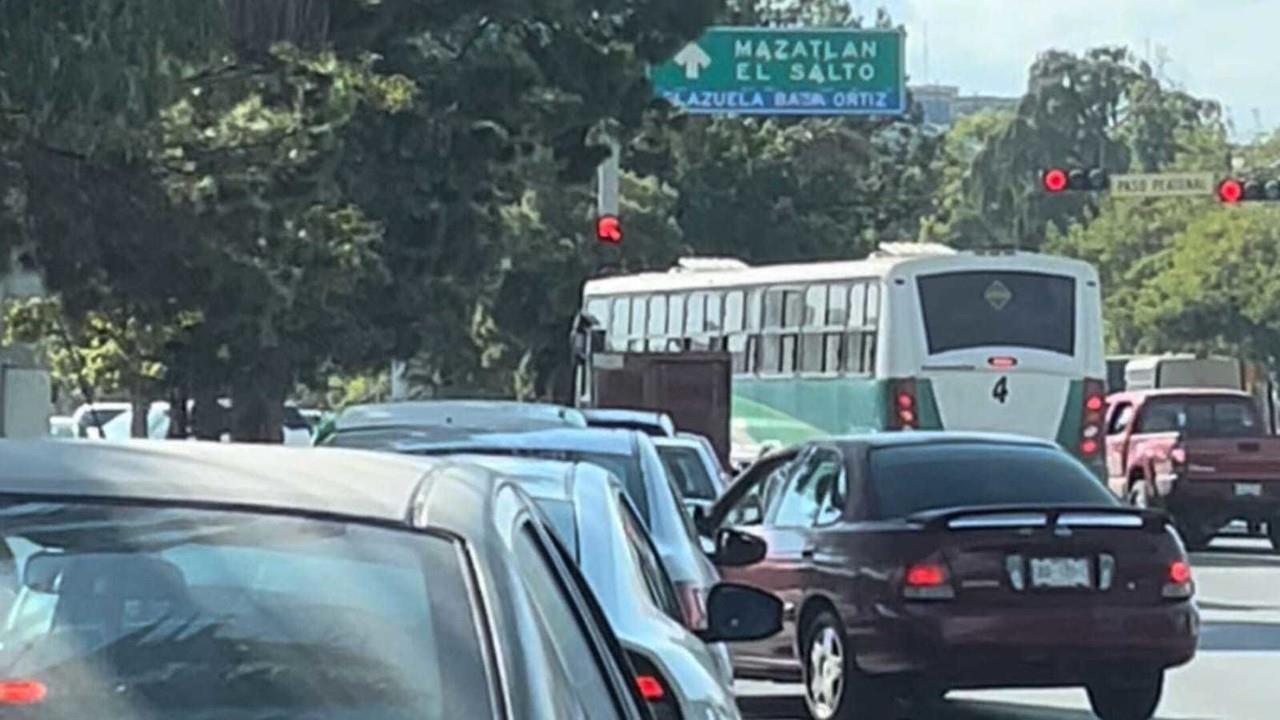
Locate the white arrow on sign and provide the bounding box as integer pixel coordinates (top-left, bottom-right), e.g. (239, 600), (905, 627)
(673, 42), (712, 80)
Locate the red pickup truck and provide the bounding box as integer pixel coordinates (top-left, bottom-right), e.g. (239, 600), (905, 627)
(1106, 388), (1280, 551)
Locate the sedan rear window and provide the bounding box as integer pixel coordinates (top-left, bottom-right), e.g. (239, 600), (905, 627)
(0, 501), (491, 719)
(868, 443), (1117, 519)
(656, 445), (717, 500)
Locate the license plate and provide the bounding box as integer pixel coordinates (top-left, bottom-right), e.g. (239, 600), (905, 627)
(1030, 558), (1092, 589)
(1236, 483), (1263, 497)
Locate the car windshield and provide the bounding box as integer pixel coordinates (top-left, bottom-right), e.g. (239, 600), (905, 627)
(868, 443), (1119, 519)
(656, 445), (717, 500)
(0, 501), (490, 719)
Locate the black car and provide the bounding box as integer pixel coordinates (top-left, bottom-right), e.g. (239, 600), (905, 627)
(0, 441), (678, 719)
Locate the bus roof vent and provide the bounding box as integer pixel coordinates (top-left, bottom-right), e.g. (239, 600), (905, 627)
(671, 257), (751, 273)
(873, 242), (957, 258)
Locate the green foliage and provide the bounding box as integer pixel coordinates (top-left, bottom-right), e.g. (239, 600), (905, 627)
(946, 47), (1221, 250)
(1132, 207), (1280, 364)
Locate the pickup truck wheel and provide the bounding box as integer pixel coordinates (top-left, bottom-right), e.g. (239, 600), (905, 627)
(1087, 671), (1164, 720)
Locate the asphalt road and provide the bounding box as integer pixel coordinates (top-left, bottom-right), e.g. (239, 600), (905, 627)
(736, 532), (1280, 720)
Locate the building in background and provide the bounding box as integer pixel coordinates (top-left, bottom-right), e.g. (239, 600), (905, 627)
(911, 84), (1020, 128)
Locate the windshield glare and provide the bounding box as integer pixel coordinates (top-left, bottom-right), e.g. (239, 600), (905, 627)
(0, 501), (490, 719)
(868, 444), (1118, 519)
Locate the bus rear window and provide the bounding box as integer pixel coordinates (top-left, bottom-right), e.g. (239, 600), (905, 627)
(917, 271), (1076, 355)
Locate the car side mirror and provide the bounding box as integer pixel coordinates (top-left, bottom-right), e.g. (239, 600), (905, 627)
(714, 528), (767, 567)
(23, 551), (68, 593)
(698, 583), (783, 643)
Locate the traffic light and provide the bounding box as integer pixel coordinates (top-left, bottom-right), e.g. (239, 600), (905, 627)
(1217, 178), (1280, 203)
(596, 214), (622, 244)
(1040, 167), (1109, 193)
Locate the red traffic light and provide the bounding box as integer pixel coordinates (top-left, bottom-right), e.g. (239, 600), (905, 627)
(596, 215), (622, 244)
(1042, 168), (1069, 193)
(1218, 179), (1244, 204)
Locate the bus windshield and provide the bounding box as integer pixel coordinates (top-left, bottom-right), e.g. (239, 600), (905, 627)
(918, 271), (1076, 355)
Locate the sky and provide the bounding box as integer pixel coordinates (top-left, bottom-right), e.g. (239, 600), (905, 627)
(864, 0), (1278, 136)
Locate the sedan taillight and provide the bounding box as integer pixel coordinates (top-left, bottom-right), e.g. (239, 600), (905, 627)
(1163, 559), (1194, 599)
(627, 652), (682, 720)
(903, 560), (955, 600)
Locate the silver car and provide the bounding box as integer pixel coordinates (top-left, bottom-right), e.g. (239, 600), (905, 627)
(441, 454), (778, 720)
(398, 427), (740, 687)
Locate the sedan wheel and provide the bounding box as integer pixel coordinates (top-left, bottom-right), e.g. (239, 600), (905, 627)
(806, 625), (845, 719)
(801, 610), (891, 720)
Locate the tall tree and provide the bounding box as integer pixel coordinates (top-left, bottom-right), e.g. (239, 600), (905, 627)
(943, 47), (1220, 250)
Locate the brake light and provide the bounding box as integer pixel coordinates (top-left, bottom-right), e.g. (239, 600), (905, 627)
(889, 379), (918, 430)
(906, 563), (946, 586)
(636, 675), (665, 701)
(989, 356), (1018, 369)
(1163, 559), (1194, 599)
(1081, 379), (1106, 457)
(903, 561), (955, 600)
(0, 680), (47, 705)
(674, 581), (707, 631)
(627, 652), (681, 719)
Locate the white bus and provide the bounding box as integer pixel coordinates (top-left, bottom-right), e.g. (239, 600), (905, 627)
(579, 243), (1108, 475)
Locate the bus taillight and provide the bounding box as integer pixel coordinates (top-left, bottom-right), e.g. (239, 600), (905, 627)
(1081, 378), (1107, 456)
(890, 379), (918, 430)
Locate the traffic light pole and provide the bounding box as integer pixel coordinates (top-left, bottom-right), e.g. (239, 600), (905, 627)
(597, 135), (620, 220)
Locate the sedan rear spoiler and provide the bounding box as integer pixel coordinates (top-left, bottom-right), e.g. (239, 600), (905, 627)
(907, 504), (1171, 533)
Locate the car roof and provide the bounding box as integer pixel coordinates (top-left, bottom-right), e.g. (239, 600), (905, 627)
(1109, 388), (1251, 401)
(397, 427), (641, 457)
(442, 454), (578, 502)
(0, 440), (466, 526)
(581, 408), (671, 426)
(829, 431), (1059, 451)
(651, 436), (698, 449)
(332, 400), (586, 432)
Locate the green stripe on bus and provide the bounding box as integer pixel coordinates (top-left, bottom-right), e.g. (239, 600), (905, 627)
(731, 377), (890, 446)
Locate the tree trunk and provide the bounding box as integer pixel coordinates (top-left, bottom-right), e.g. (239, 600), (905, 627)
(130, 395), (150, 439)
(167, 386), (190, 439)
(231, 348), (288, 443)
(191, 385), (223, 441)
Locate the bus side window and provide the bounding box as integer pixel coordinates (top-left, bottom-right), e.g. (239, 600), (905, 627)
(725, 291), (745, 333)
(610, 298), (630, 352)
(866, 283), (881, 325)
(648, 295), (667, 351)
(826, 284), (848, 326)
(688, 293), (706, 336)
(668, 294), (686, 339)
(850, 284), (868, 327)
(630, 296), (648, 351)
(706, 292), (723, 334)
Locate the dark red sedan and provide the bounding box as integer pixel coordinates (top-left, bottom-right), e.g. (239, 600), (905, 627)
(700, 433), (1199, 720)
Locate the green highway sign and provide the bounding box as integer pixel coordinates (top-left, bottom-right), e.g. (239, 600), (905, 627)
(650, 27), (906, 116)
